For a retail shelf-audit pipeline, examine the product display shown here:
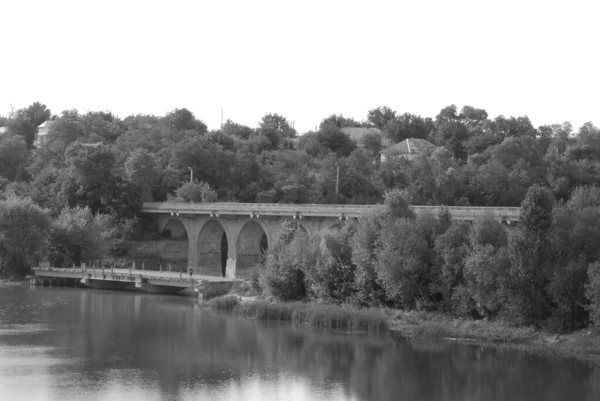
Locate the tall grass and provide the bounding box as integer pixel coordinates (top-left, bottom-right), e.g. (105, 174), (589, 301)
(208, 295), (240, 313)
(208, 297), (388, 333)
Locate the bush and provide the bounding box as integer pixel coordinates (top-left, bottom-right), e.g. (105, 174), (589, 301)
(303, 227), (356, 303)
(375, 215), (436, 308)
(173, 181), (217, 202)
(208, 295), (240, 313)
(586, 262), (600, 332)
(351, 211), (388, 306)
(231, 301), (388, 332)
(259, 230), (313, 301)
(0, 196), (51, 277)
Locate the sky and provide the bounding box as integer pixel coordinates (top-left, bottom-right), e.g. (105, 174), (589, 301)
(1, 0), (598, 133)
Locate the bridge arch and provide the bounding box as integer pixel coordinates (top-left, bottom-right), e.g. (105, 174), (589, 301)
(236, 220), (270, 279)
(159, 218), (189, 240)
(197, 219), (231, 277)
(155, 217), (189, 272)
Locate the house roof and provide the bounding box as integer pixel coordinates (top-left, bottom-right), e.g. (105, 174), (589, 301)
(383, 138), (438, 157)
(37, 120), (55, 129)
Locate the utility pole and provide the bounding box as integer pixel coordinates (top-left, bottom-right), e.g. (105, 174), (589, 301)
(335, 163), (340, 203)
(188, 167), (193, 183)
(221, 109), (223, 129)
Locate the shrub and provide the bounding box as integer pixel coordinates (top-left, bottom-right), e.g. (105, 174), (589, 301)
(0, 196), (51, 277)
(433, 221), (470, 310)
(259, 230), (313, 301)
(375, 216), (433, 308)
(208, 295), (240, 313)
(586, 262), (600, 332)
(303, 227), (356, 303)
(231, 301), (388, 332)
(174, 181), (217, 202)
(351, 211), (388, 306)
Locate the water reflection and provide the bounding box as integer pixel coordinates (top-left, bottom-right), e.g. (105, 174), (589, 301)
(0, 285), (598, 401)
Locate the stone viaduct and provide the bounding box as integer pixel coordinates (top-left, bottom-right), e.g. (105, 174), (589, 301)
(142, 202), (521, 279)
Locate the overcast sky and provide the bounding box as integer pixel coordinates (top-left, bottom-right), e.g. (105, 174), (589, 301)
(1, 0), (598, 132)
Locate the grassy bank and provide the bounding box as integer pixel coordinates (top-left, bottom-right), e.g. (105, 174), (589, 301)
(209, 296), (388, 333)
(209, 296), (600, 362)
(387, 310), (537, 343)
(386, 309), (600, 362)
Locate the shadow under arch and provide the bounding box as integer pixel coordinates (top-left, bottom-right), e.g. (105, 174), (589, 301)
(236, 220), (269, 279)
(154, 218), (189, 272)
(198, 219), (229, 277)
(161, 218), (189, 240)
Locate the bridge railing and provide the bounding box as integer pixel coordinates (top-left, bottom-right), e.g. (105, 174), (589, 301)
(142, 202), (521, 221)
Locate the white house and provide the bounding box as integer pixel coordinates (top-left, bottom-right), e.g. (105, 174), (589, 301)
(36, 120), (55, 147)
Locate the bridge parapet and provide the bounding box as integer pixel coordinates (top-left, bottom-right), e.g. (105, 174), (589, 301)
(142, 202), (521, 222)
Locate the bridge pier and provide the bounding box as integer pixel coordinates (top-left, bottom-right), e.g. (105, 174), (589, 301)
(148, 203), (522, 280)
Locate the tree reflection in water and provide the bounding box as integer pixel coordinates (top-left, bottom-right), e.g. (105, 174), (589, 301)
(0, 286), (598, 401)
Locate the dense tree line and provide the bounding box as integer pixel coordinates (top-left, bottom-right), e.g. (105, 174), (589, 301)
(259, 187), (600, 333)
(2, 102), (599, 215)
(2, 101), (600, 333)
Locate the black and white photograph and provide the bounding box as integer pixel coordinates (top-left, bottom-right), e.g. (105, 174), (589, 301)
(1, 1), (599, 400)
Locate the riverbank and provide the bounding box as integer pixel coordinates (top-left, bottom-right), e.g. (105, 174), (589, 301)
(0, 278), (28, 287)
(208, 295), (600, 364)
(385, 308), (600, 362)
(208, 295), (388, 332)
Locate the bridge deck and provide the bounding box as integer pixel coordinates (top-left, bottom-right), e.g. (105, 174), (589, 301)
(142, 202), (521, 221)
(32, 267), (237, 288)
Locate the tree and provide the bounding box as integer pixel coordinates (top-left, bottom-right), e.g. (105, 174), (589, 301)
(222, 119), (254, 140)
(319, 114), (363, 130)
(45, 206), (114, 266)
(258, 113), (296, 148)
(303, 227), (356, 303)
(0, 196), (51, 277)
(0, 134), (30, 181)
(586, 262), (600, 332)
(173, 181), (218, 202)
(7, 102), (52, 146)
(351, 210), (388, 306)
(60, 141), (143, 220)
(507, 185), (555, 326)
(124, 149), (156, 202)
(316, 126), (356, 157)
(166, 108), (207, 133)
(367, 106), (396, 130)
(384, 113), (433, 143)
(259, 225), (312, 301)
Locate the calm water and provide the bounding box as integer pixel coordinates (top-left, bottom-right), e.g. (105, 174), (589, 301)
(0, 285), (598, 401)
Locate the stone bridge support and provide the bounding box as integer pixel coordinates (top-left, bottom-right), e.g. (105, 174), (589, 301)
(156, 214), (337, 279)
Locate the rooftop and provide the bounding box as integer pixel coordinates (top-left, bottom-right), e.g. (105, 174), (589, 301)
(382, 138), (438, 156)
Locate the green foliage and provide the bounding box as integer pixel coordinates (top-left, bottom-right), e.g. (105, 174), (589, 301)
(259, 228), (312, 301)
(173, 181), (218, 202)
(303, 227), (356, 303)
(315, 126), (357, 157)
(460, 245), (510, 318)
(0, 196), (51, 277)
(228, 300), (388, 332)
(350, 211), (387, 306)
(45, 206), (117, 266)
(506, 185), (555, 326)
(0, 134), (29, 181)
(434, 222), (470, 310)
(208, 295), (240, 313)
(374, 216), (435, 308)
(124, 149), (156, 202)
(384, 188), (414, 219)
(586, 262), (600, 332)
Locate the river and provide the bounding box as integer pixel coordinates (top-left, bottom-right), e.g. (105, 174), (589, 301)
(0, 285), (598, 401)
